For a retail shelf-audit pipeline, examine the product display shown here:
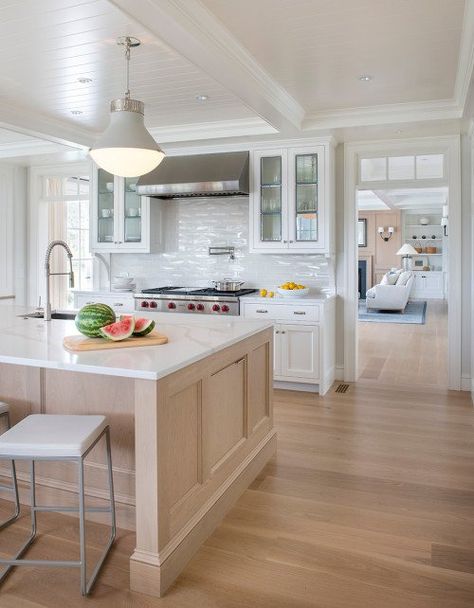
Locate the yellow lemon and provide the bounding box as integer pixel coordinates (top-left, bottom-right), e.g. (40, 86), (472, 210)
(268, 291), (274, 298)
(260, 289), (267, 297)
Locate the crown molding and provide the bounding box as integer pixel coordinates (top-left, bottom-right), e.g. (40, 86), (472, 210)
(108, 0), (305, 132)
(303, 99), (462, 131)
(455, 0), (474, 113)
(149, 118), (277, 143)
(0, 138), (67, 159)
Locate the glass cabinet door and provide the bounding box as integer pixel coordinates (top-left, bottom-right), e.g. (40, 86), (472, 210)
(260, 156), (282, 242)
(123, 177), (142, 244)
(294, 153), (318, 241)
(97, 169), (115, 244)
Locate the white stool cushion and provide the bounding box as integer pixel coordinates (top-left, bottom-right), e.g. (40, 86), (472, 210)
(0, 402), (10, 415)
(0, 415), (107, 458)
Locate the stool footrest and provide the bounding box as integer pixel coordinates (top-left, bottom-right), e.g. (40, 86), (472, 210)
(0, 559), (81, 567)
(33, 505), (113, 513)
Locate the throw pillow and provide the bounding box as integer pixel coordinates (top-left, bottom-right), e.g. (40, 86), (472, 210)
(381, 269), (402, 285)
(396, 271), (412, 286)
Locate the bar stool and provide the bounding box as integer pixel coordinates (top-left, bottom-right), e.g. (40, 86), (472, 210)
(0, 402), (20, 529)
(0, 414), (116, 595)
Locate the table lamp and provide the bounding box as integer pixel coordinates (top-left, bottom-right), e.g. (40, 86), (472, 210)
(396, 243), (418, 271)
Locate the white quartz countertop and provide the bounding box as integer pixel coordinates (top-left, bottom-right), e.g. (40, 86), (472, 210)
(240, 291), (336, 304)
(0, 306), (272, 381)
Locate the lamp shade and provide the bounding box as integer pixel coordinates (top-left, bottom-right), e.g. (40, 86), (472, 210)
(396, 243), (418, 256)
(90, 101), (165, 178)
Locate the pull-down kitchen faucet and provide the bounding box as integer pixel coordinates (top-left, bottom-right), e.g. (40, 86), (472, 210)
(44, 240), (74, 321)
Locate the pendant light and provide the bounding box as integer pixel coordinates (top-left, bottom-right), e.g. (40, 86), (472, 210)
(90, 36), (165, 178)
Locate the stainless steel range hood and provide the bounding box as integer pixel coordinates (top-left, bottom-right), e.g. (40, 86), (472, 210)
(136, 151), (249, 198)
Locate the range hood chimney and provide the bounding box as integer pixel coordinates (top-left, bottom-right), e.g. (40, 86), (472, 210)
(136, 151), (249, 198)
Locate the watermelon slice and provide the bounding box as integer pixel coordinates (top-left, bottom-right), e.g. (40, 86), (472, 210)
(99, 317), (135, 341)
(133, 317), (155, 337)
(120, 315), (156, 337)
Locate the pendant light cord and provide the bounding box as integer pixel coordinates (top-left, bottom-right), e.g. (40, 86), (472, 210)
(124, 37), (131, 99)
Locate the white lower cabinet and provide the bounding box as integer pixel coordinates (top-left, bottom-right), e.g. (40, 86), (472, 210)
(412, 271), (444, 299)
(242, 298), (335, 394)
(276, 324), (320, 381)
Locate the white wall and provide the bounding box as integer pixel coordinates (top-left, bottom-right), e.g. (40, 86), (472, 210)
(460, 134), (472, 389)
(110, 196), (334, 293)
(0, 164), (27, 305)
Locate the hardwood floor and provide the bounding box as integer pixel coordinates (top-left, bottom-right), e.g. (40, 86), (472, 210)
(0, 384), (473, 607)
(358, 299), (448, 388)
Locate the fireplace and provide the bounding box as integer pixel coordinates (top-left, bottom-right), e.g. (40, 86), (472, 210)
(358, 260), (367, 299)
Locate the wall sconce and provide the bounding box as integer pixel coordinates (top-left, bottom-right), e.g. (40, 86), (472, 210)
(377, 226), (394, 242)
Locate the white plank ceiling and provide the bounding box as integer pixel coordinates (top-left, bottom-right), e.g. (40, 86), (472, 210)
(0, 0), (468, 148)
(202, 0), (465, 112)
(0, 0), (253, 133)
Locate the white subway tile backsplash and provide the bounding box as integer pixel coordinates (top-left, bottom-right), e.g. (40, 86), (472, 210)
(111, 197), (334, 292)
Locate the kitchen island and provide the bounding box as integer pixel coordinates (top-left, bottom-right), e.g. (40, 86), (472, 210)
(0, 306), (275, 597)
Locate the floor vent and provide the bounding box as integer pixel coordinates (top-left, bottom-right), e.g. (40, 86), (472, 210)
(335, 383), (350, 394)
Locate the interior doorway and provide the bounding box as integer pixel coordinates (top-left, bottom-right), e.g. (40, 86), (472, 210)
(356, 186), (448, 388)
(343, 136), (461, 390)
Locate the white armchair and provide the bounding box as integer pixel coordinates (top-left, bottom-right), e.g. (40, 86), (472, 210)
(366, 272), (414, 312)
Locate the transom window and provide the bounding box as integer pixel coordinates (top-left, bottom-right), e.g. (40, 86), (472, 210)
(359, 154), (444, 183)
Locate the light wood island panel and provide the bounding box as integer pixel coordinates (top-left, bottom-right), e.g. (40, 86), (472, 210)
(0, 327), (275, 597)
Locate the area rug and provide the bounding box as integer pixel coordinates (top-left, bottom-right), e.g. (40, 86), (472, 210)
(358, 300), (427, 324)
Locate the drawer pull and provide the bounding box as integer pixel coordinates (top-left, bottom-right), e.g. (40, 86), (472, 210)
(114, 303), (123, 307)
(293, 311), (306, 315)
(86, 301), (94, 305)
(256, 309), (268, 314)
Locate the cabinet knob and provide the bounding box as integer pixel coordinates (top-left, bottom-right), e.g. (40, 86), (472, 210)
(289, 240), (294, 243)
(281, 331), (286, 334)
(283, 240), (288, 243)
(275, 330), (280, 334)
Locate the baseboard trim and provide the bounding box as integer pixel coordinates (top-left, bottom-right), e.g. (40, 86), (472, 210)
(461, 374), (472, 391)
(274, 381), (318, 393)
(335, 365), (344, 381)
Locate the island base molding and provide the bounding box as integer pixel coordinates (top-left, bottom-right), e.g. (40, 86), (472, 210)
(130, 430), (276, 597)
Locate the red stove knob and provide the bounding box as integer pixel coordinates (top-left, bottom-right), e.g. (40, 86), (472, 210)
(196, 303), (205, 311)
(150, 301), (157, 308)
(212, 304), (220, 312)
(141, 301), (149, 308)
(187, 303), (195, 310)
(168, 302), (176, 309)
(221, 304), (230, 313)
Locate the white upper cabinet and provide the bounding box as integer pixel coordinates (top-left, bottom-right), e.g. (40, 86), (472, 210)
(90, 166), (153, 253)
(250, 143), (333, 254)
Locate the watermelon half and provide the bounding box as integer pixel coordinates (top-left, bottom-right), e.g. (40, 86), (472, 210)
(120, 315), (156, 337)
(75, 303), (116, 338)
(99, 316), (135, 341)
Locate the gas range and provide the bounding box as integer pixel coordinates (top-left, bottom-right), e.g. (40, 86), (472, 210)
(134, 286), (257, 315)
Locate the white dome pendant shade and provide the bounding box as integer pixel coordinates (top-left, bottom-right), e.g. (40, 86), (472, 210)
(89, 37), (165, 178)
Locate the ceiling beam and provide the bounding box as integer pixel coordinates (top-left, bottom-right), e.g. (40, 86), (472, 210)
(108, 0), (305, 133)
(0, 100), (95, 149)
(373, 190), (398, 210)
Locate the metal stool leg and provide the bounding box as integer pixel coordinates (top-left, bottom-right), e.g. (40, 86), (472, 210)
(0, 412), (20, 530)
(82, 426), (116, 595)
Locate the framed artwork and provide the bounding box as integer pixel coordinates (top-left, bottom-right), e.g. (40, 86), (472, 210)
(358, 218), (367, 247)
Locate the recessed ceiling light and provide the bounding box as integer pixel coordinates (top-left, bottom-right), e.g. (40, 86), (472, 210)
(77, 77), (92, 84)
(359, 74), (373, 82)
(195, 94), (209, 101)
(71, 110), (83, 115)
(396, 129), (403, 134)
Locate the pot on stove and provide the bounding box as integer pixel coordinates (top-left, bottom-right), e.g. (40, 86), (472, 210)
(212, 279), (246, 292)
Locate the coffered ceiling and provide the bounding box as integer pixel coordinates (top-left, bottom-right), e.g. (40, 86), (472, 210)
(0, 0), (471, 150)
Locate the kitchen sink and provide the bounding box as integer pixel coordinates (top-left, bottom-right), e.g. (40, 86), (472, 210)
(18, 311), (77, 320)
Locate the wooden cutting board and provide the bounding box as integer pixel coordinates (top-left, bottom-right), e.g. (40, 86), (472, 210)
(63, 331), (168, 352)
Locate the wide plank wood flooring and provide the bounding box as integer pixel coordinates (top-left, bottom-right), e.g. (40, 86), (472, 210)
(358, 299), (448, 388)
(0, 384), (473, 607)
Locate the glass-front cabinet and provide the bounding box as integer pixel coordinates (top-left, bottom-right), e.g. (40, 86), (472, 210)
(250, 144), (330, 253)
(91, 166), (151, 252)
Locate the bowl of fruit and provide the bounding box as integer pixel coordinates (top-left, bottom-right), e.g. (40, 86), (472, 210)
(277, 282), (309, 297)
